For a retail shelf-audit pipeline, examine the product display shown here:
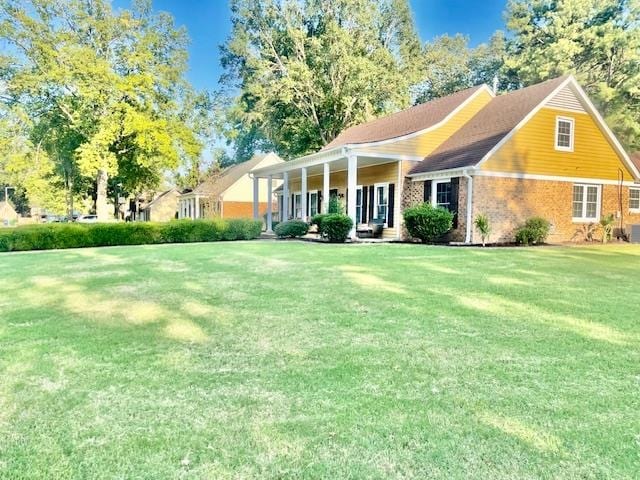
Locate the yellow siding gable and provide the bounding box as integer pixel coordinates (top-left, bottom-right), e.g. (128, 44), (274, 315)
(480, 107), (635, 181)
(363, 89), (493, 157)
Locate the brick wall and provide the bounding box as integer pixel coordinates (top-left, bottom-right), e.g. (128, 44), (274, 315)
(471, 176), (640, 243)
(399, 176), (468, 242)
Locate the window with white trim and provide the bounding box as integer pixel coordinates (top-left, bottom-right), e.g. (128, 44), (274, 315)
(555, 116), (574, 151)
(373, 183), (389, 224)
(309, 190), (318, 217)
(433, 180), (452, 210)
(572, 184), (600, 222)
(630, 188), (640, 211)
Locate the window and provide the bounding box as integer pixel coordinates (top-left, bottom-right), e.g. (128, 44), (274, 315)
(630, 188), (640, 211)
(433, 180), (452, 210)
(293, 192), (302, 219)
(355, 186), (363, 224)
(555, 116), (574, 151)
(374, 183), (389, 224)
(309, 191), (318, 217)
(572, 184), (600, 222)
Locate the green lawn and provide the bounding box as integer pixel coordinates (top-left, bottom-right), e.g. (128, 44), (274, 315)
(1, 242), (639, 479)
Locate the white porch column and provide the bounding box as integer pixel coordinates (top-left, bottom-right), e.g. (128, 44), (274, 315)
(323, 162), (330, 213)
(252, 176), (259, 220)
(282, 171), (289, 220)
(194, 195), (200, 219)
(301, 167), (308, 222)
(266, 175), (273, 233)
(347, 154), (358, 239)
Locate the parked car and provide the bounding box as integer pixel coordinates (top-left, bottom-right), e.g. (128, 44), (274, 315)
(77, 215), (98, 223)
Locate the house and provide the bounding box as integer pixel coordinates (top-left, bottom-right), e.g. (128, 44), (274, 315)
(250, 75), (640, 242)
(178, 153), (283, 220)
(0, 201), (18, 226)
(137, 188), (180, 222)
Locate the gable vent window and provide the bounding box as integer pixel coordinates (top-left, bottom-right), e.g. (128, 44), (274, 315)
(555, 116), (574, 151)
(630, 188), (640, 211)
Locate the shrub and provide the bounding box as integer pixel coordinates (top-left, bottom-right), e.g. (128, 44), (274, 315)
(474, 214), (491, 247)
(0, 218), (262, 252)
(274, 220), (309, 238)
(403, 203), (454, 243)
(515, 217), (551, 245)
(223, 218), (263, 240)
(599, 214), (615, 244)
(311, 213), (328, 234)
(322, 214), (353, 243)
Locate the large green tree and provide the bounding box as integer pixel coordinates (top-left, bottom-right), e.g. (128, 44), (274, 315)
(0, 0), (203, 219)
(220, 0), (423, 159)
(505, 0), (640, 150)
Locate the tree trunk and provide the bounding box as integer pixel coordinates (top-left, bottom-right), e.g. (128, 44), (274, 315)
(95, 169), (109, 221)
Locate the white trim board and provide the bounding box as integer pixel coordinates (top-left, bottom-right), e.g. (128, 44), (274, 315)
(474, 170), (640, 187)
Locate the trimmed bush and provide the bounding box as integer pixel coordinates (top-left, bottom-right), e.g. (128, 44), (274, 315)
(311, 213), (328, 234)
(274, 220), (309, 238)
(322, 214), (353, 243)
(515, 217), (551, 245)
(0, 218), (262, 252)
(403, 203), (454, 243)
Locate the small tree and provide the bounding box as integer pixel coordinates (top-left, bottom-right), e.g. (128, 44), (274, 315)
(403, 203), (454, 243)
(474, 214), (491, 247)
(327, 194), (343, 214)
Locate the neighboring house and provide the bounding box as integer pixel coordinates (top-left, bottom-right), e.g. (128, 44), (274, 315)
(178, 153), (283, 220)
(0, 201), (18, 226)
(138, 188), (180, 222)
(251, 75), (640, 242)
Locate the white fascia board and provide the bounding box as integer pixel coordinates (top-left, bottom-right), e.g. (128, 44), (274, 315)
(408, 167), (475, 181)
(475, 170), (640, 187)
(251, 148), (346, 177)
(568, 79), (640, 180)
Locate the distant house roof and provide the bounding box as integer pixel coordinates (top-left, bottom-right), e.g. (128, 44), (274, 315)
(322, 85), (487, 150)
(0, 201), (18, 220)
(142, 188), (178, 210)
(190, 154), (269, 198)
(410, 75), (570, 175)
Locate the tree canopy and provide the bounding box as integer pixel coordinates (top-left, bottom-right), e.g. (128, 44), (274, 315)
(0, 0), (206, 218)
(504, 0), (640, 150)
(220, 0), (423, 159)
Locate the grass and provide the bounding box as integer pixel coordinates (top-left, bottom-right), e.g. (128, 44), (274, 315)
(1, 241), (639, 479)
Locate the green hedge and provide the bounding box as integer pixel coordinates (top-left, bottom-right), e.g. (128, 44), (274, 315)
(0, 219), (263, 252)
(274, 220), (309, 238)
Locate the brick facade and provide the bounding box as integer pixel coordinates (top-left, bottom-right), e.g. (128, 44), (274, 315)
(471, 176), (640, 243)
(400, 175), (640, 243)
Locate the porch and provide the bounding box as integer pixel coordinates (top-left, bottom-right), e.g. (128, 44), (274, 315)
(251, 150), (408, 240)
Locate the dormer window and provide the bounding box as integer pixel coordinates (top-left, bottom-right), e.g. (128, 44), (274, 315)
(555, 116), (574, 152)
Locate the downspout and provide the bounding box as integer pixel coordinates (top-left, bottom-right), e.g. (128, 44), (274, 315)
(463, 169), (474, 244)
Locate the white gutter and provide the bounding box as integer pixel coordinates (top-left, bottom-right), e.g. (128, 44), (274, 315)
(463, 169), (474, 244)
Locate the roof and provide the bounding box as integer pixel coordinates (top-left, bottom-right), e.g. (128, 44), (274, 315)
(409, 76), (570, 175)
(191, 154), (268, 198)
(322, 85), (487, 150)
(143, 188), (178, 210)
(0, 201), (18, 219)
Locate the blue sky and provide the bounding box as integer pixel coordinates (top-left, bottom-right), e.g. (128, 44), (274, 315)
(113, 0), (506, 91)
